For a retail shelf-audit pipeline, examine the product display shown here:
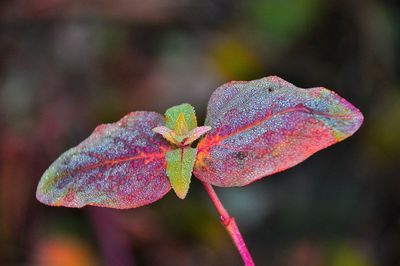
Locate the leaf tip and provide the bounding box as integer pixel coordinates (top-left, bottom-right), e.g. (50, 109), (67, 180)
(36, 169), (65, 207)
(173, 187), (189, 199)
(329, 90), (364, 140)
(36, 159), (82, 208)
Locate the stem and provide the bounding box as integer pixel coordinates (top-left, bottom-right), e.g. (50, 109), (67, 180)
(202, 182), (255, 266)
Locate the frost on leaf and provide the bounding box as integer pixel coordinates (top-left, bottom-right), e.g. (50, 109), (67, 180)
(193, 76), (364, 187)
(166, 147), (197, 199)
(36, 112), (172, 209)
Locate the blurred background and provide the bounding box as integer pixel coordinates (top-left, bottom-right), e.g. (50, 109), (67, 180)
(0, 0), (399, 265)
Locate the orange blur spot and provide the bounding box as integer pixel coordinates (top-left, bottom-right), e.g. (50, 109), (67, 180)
(34, 236), (97, 266)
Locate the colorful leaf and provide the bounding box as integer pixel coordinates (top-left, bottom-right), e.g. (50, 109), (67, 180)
(36, 112), (172, 209)
(182, 126), (212, 146)
(193, 76), (364, 186)
(152, 126), (181, 145)
(166, 147), (197, 199)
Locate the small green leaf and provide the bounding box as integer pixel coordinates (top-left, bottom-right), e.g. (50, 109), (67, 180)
(166, 147), (197, 199)
(165, 103), (197, 134)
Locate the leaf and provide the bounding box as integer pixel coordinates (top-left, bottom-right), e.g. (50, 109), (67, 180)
(154, 103), (211, 147)
(153, 125), (211, 146)
(166, 147), (197, 199)
(193, 76), (363, 187)
(36, 112), (172, 209)
(165, 103), (197, 134)
(182, 126), (212, 146)
(152, 126), (181, 145)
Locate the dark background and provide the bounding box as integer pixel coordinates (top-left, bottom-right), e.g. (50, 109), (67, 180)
(1, 0), (399, 265)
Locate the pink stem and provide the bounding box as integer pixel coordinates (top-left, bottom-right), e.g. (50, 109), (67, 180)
(202, 182), (255, 266)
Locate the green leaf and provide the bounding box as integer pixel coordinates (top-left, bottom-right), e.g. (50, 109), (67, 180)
(165, 103), (197, 134)
(166, 147), (197, 199)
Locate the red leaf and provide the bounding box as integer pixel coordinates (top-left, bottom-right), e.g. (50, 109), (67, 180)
(36, 112), (172, 209)
(193, 76), (363, 186)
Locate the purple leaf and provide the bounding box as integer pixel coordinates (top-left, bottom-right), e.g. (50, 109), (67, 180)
(193, 76), (363, 186)
(36, 112), (172, 209)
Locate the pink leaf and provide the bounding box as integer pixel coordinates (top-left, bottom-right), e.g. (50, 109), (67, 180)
(183, 126), (212, 146)
(36, 112), (172, 209)
(194, 76), (363, 186)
